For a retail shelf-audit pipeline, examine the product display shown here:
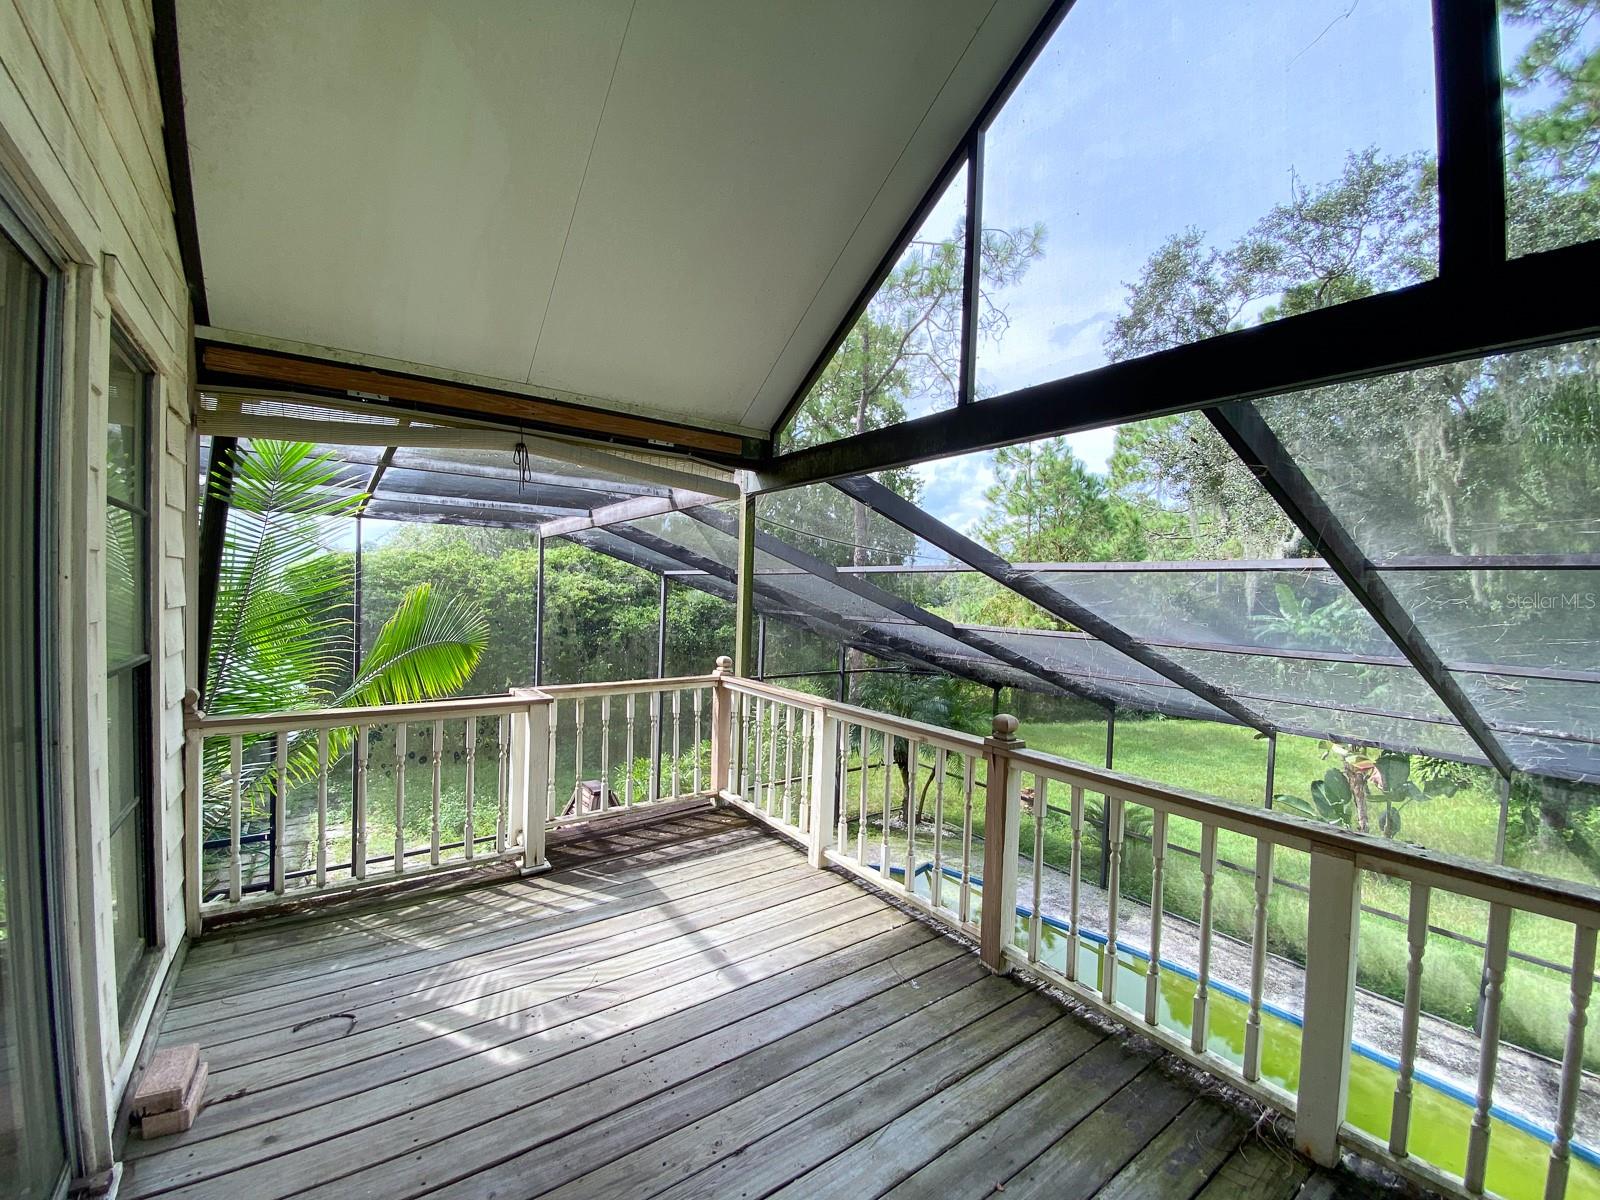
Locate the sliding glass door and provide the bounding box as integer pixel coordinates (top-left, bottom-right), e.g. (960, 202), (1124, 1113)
(0, 215), (69, 1197)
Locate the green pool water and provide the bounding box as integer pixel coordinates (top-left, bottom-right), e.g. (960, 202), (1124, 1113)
(904, 867), (1600, 1200)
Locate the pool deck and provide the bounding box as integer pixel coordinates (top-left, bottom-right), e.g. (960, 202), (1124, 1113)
(121, 807), (1398, 1200)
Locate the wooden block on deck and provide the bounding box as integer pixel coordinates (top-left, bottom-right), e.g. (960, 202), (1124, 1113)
(139, 1062), (207, 1138)
(130, 1043), (200, 1116)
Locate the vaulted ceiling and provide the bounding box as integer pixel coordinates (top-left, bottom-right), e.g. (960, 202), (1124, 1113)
(177, 0), (1053, 436)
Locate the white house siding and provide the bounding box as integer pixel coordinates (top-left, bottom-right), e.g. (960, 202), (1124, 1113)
(0, 0), (194, 1178)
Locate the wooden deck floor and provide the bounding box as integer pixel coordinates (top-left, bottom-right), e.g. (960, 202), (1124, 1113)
(123, 808), (1395, 1200)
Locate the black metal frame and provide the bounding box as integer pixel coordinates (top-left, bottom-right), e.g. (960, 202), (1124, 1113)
(1208, 403), (1515, 779)
(194, 435), (237, 702)
(831, 475), (1267, 731)
(153, 0), (208, 324)
(757, 0), (1596, 492)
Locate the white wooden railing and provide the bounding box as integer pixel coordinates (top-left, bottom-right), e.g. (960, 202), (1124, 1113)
(182, 676), (715, 927)
(182, 660), (1600, 1200)
(712, 665), (1600, 1200)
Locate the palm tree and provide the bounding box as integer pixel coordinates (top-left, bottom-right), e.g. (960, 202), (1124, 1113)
(203, 440), (488, 835)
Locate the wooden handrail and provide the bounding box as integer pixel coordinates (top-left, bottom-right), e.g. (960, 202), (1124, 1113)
(188, 693), (533, 735)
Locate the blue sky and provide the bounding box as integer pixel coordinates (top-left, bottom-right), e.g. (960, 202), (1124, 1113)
(911, 0), (1442, 531)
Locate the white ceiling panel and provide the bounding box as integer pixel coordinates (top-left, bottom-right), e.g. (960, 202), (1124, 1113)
(179, 0), (1054, 435)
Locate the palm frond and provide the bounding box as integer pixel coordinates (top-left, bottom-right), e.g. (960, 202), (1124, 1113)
(207, 440), (364, 712)
(339, 582), (488, 706)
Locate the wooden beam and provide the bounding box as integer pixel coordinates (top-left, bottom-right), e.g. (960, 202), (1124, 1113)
(198, 407), (740, 497)
(199, 342), (755, 459)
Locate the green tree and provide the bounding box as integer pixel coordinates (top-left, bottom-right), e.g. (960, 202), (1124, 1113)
(772, 213), (1046, 683)
(1504, 0), (1600, 197)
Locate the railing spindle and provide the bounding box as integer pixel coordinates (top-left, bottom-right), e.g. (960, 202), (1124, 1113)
(671, 689), (682, 799)
(1192, 823), (1217, 1054)
(649, 692), (662, 802)
(1244, 838), (1273, 1081)
(496, 713), (509, 853)
(1029, 775), (1045, 964)
(1465, 904), (1513, 1195)
(393, 723), (408, 875)
(1144, 808), (1167, 1025)
(430, 719), (444, 866)
(600, 695), (612, 813)
(546, 701), (557, 816)
(766, 700), (780, 816)
(751, 696), (765, 809)
(463, 717), (476, 860)
(857, 724), (869, 865)
(1390, 882), (1431, 1156)
(229, 734), (242, 902)
(798, 707), (812, 835)
(693, 687), (703, 794)
(574, 699), (586, 811)
(1102, 794), (1124, 1005)
(354, 724), (368, 880)
(905, 738), (920, 882)
(272, 731), (289, 895)
(880, 732), (893, 884)
(932, 751), (946, 913)
(315, 728), (329, 888)
(1066, 784), (1083, 982)
(1546, 923), (1598, 1200)
(960, 754), (974, 926)
(625, 693), (636, 808)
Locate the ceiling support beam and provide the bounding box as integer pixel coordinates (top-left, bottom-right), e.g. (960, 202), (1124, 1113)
(830, 474), (1268, 731)
(539, 490), (727, 538)
(685, 505), (1117, 712)
(335, 446), (670, 498)
(199, 340), (759, 460)
(755, 239), (1600, 492)
(362, 497), (581, 528)
(1208, 403), (1515, 778)
(199, 404), (740, 498)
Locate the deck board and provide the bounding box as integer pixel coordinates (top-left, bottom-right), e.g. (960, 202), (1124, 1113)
(124, 807), (1390, 1200)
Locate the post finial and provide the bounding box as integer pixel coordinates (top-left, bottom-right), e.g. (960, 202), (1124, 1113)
(991, 713), (1019, 741)
(713, 655), (734, 676)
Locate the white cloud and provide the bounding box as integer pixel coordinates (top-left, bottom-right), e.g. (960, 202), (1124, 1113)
(914, 456), (995, 535)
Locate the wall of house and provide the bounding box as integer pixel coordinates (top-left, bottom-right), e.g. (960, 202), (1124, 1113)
(0, 0), (195, 1179)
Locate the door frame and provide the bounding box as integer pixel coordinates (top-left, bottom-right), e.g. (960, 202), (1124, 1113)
(0, 171), (80, 1198)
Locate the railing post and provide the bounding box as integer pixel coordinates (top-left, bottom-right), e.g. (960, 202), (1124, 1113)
(980, 714), (1024, 974)
(807, 706), (838, 869)
(709, 656), (734, 799)
(1296, 847), (1361, 1167)
(514, 687), (551, 874)
(183, 691), (204, 937)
